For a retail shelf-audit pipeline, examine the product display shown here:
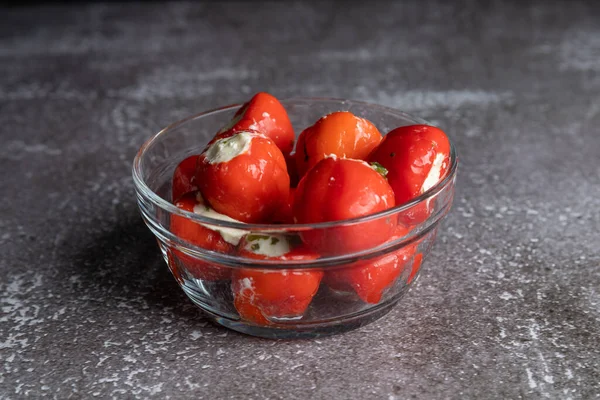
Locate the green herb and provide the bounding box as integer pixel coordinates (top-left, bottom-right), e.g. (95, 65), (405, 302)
(370, 162), (389, 178)
(251, 243), (260, 251)
(247, 234), (270, 242)
(270, 237), (280, 245)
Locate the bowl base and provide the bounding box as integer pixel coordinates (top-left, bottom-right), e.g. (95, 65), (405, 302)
(195, 298), (400, 339)
(179, 275), (411, 339)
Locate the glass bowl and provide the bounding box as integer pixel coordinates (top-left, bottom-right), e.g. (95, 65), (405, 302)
(132, 98), (457, 339)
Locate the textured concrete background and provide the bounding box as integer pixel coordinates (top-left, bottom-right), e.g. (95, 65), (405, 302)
(1, 1), (599, 399)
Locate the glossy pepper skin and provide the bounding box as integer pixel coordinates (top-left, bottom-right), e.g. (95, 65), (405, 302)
(172, 155), (199, 202)
(324, 225), (417, 304)
(295, 111), (382, 178)
(169, 192), (233, 281)
(293, 157), (396, 255)
(368, 124), (451, 226)
(196, 130), (290, 223)
(215, 92), (295, 156)
(232, 237), (322, 325)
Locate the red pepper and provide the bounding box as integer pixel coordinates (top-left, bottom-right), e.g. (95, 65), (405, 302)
(215, 92), (295, 156)
(293, 157), (396, 255)
(295, 111), (382, 178)
(232, 236), (322, 325)
(324, 225), (417, 304)
(169, 192), (233, 281)
(172, 155), (199, 202)
(196, 130), (290, 223)
(369, 124), (451, 226)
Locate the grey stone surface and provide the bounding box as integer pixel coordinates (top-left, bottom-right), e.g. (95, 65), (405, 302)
(1, 1), (599, 398)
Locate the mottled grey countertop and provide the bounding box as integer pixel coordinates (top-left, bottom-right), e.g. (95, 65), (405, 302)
(1, 1), (599, 399)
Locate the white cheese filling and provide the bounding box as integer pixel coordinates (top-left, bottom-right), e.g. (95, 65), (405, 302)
(192, 193), (246, 245)
(243, 233), (291, 258)
(204, 131), (253, 164)
(421, 153), (446, 193)
(237, 277), (255, 296)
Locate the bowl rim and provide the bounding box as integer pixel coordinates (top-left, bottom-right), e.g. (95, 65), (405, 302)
(132, 96), (458, 231)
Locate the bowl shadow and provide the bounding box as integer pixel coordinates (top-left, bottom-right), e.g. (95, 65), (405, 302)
(59, 202), (214, 324)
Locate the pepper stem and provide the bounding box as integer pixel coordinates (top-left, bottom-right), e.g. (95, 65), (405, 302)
(369, 162), (388, 178)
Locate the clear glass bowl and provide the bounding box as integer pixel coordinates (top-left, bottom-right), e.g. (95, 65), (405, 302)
(132, 98), (457, 339)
